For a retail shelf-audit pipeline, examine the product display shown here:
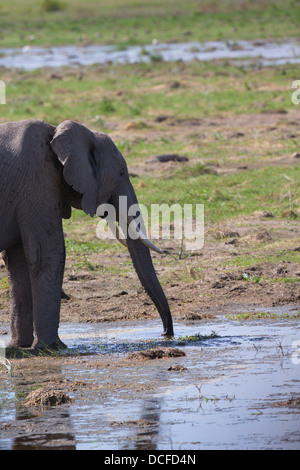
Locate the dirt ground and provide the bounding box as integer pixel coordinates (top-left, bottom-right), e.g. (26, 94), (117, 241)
(60, 216), (300, 325)
(2, 211), (299, 327)
(0, 109), (299, 328)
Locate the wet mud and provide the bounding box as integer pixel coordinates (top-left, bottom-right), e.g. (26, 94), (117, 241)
(1, 306), (300, 450)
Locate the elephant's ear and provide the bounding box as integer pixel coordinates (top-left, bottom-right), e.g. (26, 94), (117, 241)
(50, 120), (98, 217)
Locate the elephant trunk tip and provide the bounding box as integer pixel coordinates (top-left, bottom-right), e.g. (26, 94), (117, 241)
(161, 319), (174, 337)
(162, 332), (174, 338)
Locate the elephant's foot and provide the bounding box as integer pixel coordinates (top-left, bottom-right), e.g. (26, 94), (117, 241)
(31, 337), (68, 351)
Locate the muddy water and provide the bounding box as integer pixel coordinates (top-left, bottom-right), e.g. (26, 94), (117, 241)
(0, 305), (300, 450)
(1, 39), (300, 70)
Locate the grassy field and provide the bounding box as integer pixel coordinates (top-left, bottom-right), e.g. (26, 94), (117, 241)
(0, 0), (299, 321)
(0, 0), (300, 48)
(1, 60), (299, 224)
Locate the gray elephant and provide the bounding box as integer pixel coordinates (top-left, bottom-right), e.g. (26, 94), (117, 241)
(0, 119), (174, 350)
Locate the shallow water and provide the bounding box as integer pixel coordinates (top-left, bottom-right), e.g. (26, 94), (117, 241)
(0, 305), (300, 450)
(1, 39), (300, 70)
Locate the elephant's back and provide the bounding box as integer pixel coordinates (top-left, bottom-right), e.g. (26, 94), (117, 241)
(0, 119), (56, 170)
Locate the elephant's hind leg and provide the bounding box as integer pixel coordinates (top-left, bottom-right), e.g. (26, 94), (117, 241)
(2, 244), (34, 348)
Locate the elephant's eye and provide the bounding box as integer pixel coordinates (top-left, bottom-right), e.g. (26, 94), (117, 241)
(120, 171), (125, 177)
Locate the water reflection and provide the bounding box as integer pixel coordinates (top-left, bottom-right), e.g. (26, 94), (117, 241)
(12, 430), (76, 450)
(135, 397), (161, 450)
(1, 314), (300, 450)
(3, 361), (76, 450)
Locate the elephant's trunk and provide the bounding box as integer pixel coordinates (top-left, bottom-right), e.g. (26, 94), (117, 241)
(114, 183), (174, 337)
(126, 236), (174, 336)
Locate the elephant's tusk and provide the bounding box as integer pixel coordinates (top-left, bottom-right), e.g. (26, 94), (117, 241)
(127, 216), (163, 254)
(115, 223), (128, 248)
(107, 220), (128, 248)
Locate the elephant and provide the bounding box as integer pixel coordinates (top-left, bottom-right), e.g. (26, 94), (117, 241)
(0, 119), (174, 350)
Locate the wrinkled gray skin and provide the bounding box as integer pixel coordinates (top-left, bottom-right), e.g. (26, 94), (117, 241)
(0, 120), (174, 350)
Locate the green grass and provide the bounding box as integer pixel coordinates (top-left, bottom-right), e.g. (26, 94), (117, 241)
(226, 310), (300, 320)
(178, 331), (219, 342)
(268, 277), (300, 284)
(3, 60), (297, 126)
(0, 0), (300, 48)
(136, 165), (300, 222)
(64, 236), (121, 254)
(226, 248), (300, 268)
(0, 278), (9, 290)
(65, 238), (105, 253)
(238, 273), (300, 285)
(1, 60), (299, 228)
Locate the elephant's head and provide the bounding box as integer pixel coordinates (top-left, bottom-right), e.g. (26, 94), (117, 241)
(50, 120), (174, 336)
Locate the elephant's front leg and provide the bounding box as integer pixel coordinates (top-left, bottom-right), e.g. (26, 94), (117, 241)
(22, 223), (67, 350)
(2, 244), (34, 348)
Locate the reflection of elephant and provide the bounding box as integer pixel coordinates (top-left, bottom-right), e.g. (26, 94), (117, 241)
(0, 120), (173, 349)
